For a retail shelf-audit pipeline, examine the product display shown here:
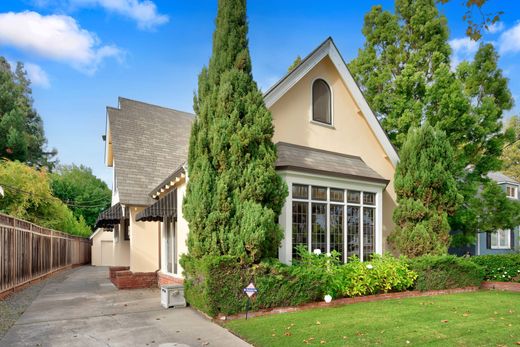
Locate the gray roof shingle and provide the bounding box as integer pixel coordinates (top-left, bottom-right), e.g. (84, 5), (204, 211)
(487, 171), (519, 185)
(275, 142), (389, 184)
(108, 97), (194, 206)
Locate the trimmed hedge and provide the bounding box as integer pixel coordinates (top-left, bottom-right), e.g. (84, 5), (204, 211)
(469, 254), (520, 282)
(409, 255), (484, 291)
(181, 255), (324, 317)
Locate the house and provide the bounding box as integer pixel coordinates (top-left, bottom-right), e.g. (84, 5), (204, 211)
(476, 172), (519, 254)
(95, 37), (399, 287)
(94, 97), (193, 288)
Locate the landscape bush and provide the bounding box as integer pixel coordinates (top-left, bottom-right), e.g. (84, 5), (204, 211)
(409, 255), (484, 291)
(469, 254), (520, 282)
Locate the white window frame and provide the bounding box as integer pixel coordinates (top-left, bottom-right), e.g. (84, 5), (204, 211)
(309, 77), (334, 128)
(491, 229), (511, 249)
(279, 170), (384, 264)
(506, 185), (517, 199)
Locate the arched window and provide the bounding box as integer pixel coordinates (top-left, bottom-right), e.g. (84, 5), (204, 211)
(312, 79), (332, 125)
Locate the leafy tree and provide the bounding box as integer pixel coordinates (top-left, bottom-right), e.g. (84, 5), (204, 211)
(0, 58), (56, 169)
(501, 116), (520, 181)
(390, 124), (463, 257)
(51, 164), (111, 229)
(183, 0), (287, 263)
(0, 160), (91, 237)
(350, 0), (515, 247)
(288, 56), (302, 72)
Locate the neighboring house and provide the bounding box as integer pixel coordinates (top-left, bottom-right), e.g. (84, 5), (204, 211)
(90, 228), (115, 266)
(476, 172), (519, 255)
(94, 97), (193, 287)
(450, 171), (520, 256)
(96, 37), (399, 287)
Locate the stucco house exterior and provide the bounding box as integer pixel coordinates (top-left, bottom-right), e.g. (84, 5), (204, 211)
(96, 37), (399, 287)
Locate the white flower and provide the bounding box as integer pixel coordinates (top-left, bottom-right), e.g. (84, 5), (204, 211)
(324, 295), (332, 303)
(326, 252), (331, 257)
(313, 249), (322, 255)
(366, 264), (373, 270)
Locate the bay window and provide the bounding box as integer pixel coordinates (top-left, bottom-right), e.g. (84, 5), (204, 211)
(291, 183), (378, 262)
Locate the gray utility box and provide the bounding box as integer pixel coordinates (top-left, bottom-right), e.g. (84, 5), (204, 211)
(161, 285), (186, 309)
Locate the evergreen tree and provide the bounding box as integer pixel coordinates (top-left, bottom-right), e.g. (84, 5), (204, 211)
(0, 58), (56, 169)
(288, 56), (302, 72)
(390, 124), (463, 257)
(183, 0), (287, 263)
(350, 0), (516, 246)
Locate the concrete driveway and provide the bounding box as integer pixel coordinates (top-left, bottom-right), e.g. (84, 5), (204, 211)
(0, 266), (250, 347)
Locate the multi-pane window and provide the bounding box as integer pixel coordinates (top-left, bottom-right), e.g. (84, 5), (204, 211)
(506, 186), (517, 199)
(491, 229), (511, 249)
(164, 217), (178, 274)
(312, 79), (332, 125)
(291, 184), (378, 262)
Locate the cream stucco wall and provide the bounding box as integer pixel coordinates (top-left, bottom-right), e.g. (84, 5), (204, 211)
(269, 56), (397, 252)
(129, 207), (160, 272)
(113, 224), (130, 266)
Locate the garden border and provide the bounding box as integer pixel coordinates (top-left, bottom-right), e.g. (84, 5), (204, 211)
(481, 281), (520, 292)
(218, 286), (479, 321)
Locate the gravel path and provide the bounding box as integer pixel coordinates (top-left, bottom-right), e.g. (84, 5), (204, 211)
(0, 268), (75, 339)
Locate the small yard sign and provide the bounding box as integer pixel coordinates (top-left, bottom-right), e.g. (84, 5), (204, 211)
(243, 282), (257, 298)
(243, 282), (257, 320)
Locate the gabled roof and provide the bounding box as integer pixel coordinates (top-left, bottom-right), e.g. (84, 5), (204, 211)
(488, 171), (519, 185)
(106, 97), (194, 206)
(264, 37), (399, 167)
(276, 142), (389, 185)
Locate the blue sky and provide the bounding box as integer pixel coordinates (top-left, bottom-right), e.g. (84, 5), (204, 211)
(1, 0), (519, 186)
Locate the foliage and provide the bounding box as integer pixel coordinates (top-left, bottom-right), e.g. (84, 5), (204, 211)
(350, 2), (516, 242)
(287, 56), (302, 72)
(0, 160), (91, 237)
(181, 254), (324, 317)
(226, 291), (520, 347)
(333, 255), (417, 298)
(502, 116), (520, 182)
(0, 58), (56, 169)
(51, 164), (111, 229)
(390, 124), (463, 256)
(469, 254), (520, 282)
(409, 255), (484, 291)
(183, 0), (287, 263)
(182, 249), (416, 317)
(436, 0), (503, 41)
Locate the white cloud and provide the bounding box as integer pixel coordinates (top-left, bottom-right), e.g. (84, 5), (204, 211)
(69, 0), (168, 30)
(487, 22), (505, 34)
(0, 11), (122, 74)
(25, 63), (50, 88)
(499, 22), (520, 55)
(449, 37), (479, 67)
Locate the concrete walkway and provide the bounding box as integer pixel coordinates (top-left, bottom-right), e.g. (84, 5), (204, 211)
(1, 266), (250, 347)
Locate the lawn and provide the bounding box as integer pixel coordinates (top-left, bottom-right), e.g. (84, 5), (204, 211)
(226, 291), (520, 347)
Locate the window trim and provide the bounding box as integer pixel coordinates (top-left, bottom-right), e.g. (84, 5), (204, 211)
(491, 229), (511, 249)
(310, 77), (334, 126)
(505, 185), (517, 199)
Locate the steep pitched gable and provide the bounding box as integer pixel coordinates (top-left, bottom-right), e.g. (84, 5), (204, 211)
(264, 37), (399, 167)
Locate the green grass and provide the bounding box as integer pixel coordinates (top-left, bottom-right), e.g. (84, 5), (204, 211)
(226, 291), (520, 347)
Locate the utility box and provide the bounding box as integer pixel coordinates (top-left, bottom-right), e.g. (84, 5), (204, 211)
(161, 285), (186, 309)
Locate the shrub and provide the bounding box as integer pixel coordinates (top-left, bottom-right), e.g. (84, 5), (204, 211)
(181, 254), (324, 317)
(469, 254), (520, 282)
(334, 255), (417, 297)
(409, 255), (484, 291)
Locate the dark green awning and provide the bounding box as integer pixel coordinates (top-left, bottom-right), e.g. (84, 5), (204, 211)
(136, 189), (176, 222)
(95, 203), (125, 229)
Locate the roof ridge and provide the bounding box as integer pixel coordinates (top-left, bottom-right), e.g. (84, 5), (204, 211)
(118, 96), (195, 116)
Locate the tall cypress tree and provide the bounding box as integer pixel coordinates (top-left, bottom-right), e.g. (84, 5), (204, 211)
(183, 0), (287, 263)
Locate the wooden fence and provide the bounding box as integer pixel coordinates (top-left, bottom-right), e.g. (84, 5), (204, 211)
(0, 213), (91, 296)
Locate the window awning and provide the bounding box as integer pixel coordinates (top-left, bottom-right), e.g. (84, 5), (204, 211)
(95, 203), (125, 229)
(136, 189), (177, 222)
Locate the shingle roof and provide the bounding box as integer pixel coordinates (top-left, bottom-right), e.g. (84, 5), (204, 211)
(275, 142), (389, 184)
(487, 171), (519, 185)
(108, 97), (194, 206)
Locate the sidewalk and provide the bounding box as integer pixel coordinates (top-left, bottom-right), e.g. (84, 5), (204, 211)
(0, 266), (250, 347)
